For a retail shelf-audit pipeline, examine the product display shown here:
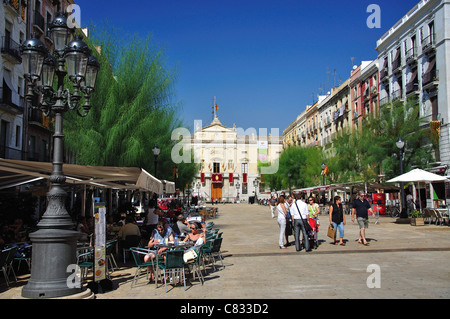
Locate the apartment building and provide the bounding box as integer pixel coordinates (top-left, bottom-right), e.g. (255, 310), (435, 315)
(376, 0), (450, 166)
(1, 0), (27, 160)
(350, 60), (380, 131)
(318, 78), (351, 154)
(1, 0), (75, 163)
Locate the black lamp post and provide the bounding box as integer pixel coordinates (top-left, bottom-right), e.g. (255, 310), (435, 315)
(20, 13), (100, 299)
(396, 137), (407, 218)
(152, 143), (160, 177)
(321, 162), (326, 186)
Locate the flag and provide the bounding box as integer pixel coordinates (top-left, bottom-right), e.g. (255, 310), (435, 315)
(322, 166), (329, 176)
(215, 101), (219, 111)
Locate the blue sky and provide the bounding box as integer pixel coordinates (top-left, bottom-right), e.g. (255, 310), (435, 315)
(74, 0), (419, 134)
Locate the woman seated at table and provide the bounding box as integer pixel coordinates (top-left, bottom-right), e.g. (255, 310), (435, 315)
(144, 221), (174, 281)
(183, 221), (205, 248)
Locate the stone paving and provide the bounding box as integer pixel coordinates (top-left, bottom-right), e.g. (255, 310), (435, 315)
(1, 203), (450, 299)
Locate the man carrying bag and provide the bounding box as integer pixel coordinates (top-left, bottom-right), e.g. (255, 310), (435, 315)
(290, 192), (312, 252)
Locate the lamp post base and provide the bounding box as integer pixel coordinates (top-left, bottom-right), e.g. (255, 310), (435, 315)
(21, 228), (81, 299)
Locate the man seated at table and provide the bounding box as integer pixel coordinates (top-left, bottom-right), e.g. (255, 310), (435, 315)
(173, 215), (190, 236)
(144, 221), (174, 282)
(118, 216), (141, 241)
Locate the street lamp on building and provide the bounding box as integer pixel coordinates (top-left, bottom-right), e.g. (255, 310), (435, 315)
(396, 137), (407, 218)
(20, 13), (100, 299)
(152, 143), (160, 177)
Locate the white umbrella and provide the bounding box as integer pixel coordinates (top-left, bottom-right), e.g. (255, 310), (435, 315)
(387, 168), (449, 213)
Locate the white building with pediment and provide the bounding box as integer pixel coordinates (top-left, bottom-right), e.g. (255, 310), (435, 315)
(190, 115), (282, 203)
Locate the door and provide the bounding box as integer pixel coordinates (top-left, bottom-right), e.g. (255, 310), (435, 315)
(211, 183), (222, 202)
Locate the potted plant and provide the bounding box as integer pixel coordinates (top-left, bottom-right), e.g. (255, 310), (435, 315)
(410, 210), (425, 226)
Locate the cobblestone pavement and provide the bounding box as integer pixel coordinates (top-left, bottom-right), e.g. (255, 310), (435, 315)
(1, 203), (450, 299)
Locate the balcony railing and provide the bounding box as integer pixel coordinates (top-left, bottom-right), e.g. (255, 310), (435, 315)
(0, 87), (24, 113)
(392, 58), (401, 72)
(422, 34), (436, 53)
(1, 36), (22, 63)
(391, 89), (403, 101)
(34, 10), (45, 32)
(405, 47), (417, 64)
(422, 69), (439, 86)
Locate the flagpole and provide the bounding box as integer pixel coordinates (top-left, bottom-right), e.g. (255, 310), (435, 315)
(214, 96), (216, 118)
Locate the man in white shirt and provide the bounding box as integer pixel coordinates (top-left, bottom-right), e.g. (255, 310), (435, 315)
(290, 192), (311, 252)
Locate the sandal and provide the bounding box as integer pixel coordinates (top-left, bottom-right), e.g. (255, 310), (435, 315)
(363, 242), (370, 246)
(340, 242), (345, 246)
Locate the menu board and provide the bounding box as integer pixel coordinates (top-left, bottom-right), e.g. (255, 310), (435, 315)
(94, 202), (106, 282)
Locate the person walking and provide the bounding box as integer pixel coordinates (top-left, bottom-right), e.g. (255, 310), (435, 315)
(308, 196), (320, 248)
(284, 195), (294, 246)
(352, 190), (373, 246)
(329, 196), (345, 246)
(269, 196), (277, 218)
(290, 193), (311, 252)
(276, 195), (288, 249)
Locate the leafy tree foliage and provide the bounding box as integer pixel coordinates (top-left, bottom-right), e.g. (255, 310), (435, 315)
(64, 25), (197, 186)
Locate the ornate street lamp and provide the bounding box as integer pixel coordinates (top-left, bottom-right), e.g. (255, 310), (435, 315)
(21, 13), (100, 299)
(152, 143), (160, 177)
(396, 138), (407, 218)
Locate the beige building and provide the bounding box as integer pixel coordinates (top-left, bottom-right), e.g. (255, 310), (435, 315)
(191, 115), (282, 202)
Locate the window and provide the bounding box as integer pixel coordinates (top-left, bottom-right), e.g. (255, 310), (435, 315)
(15, 125), (20, 147)
(228, 160), (233, 170)
(241, 163), (248, 174)
(213, 162), (220, 173)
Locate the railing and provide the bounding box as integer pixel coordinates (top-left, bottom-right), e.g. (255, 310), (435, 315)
(422, 34), (436, 52)
(391, 89), (402, 101)
(422, 69), (439, 86)
(1, 36), (22, 63)
(0, 87), (24, 112)
(392, 58), (401, 72)
(405, 47), (417, 63)
(34, 10), (45, 32)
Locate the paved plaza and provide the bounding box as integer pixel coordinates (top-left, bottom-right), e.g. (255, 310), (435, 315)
(1, 203), (450, 299)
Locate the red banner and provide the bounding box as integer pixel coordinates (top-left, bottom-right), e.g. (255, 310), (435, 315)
(229, 173), (233, 183)
(212, 173), (223, 184)
(243, 173), (247, 183)
(200, 173), (205, 183)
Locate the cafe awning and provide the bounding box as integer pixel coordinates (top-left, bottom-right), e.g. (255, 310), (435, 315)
(0, 158), (168, 194)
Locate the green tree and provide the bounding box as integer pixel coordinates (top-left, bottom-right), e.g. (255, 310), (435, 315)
(262, 146), (324, 191)
(329, 97), (434, 182)
(64, 25), (197, 186)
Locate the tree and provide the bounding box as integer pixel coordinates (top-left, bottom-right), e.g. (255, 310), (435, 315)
(63, 25), (197, 186)
(261, 146), (324, 191)
(329, 97), (434, 182)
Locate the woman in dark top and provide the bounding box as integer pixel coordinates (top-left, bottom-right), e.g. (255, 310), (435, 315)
(329, 196), (346, 245)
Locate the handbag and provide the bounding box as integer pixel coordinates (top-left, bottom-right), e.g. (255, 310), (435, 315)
(327, 224), (336, 239)
(183, 249), (198, 263)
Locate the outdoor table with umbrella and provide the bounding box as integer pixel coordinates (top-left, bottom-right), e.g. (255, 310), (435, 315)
(386, 168), (449, 214)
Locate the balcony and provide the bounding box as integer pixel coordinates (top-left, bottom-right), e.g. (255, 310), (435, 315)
(422, 34), (436, 54)
(391, 89), (403, 101)
(1, 36), (22, 64)
(380, 96), (390, 106)
(0, 86), (24, 114)
(405, 47), (417, 65)
(405, 82), (419, 96)
(422, 69), (439, 89)
(392, 58), (402, 74)
(380, 68), (389, 82)
(33, 10), (45, 34)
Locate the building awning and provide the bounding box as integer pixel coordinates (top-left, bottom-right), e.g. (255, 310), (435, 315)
(0, 158), (171, 194)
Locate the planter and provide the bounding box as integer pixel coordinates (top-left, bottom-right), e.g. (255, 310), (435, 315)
(411, 217), (425, 226)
